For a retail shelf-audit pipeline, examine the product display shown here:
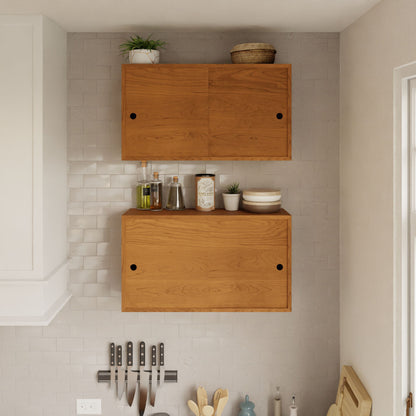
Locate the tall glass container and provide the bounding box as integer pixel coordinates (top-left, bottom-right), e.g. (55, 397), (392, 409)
(166, 176), (185, 210)
(136, 161), (151, 210)
(150, 171), (163, 211)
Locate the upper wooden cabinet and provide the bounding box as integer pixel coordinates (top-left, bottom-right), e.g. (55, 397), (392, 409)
(122, 64), (291, 160)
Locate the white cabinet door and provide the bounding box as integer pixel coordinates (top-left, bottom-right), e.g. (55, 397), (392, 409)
(0, 21), (38, 272)
(0, 15), (70, 325)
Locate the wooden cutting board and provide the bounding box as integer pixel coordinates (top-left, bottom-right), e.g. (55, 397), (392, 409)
(334, 366), (372, 416)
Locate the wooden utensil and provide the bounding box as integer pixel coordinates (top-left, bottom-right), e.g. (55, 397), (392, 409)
(197, 386), (208, 416)
(333, 366), (371, 416)
(326, 404), (341, 416)
(202, 405), (214, 416)
(213, 389), (222, 414)
(188, 400), (200, 416)
(216, 391), (229, 416)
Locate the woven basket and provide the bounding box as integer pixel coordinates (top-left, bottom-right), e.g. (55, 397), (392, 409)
(230, 43), (276, 64)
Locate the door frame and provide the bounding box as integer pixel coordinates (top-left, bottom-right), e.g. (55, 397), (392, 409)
(393, 61), (416, 416)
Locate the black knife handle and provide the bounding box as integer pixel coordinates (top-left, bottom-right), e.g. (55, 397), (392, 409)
(116, 345), (122, 366)
(159, 343), (164, 366)
(139, 341), (145, 366)
(110, 343), (115, 366)
(151, 345), (156, 366)
(127, 341), (133, 367)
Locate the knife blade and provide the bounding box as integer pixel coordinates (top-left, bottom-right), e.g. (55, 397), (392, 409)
(110, 343), (115, 389)
(139, 341), (147, 416)
(126, 341), (136, 406)
(150, 345), (157, 406)
(116, 345), (125, 400)
(158, 343), (165, 388)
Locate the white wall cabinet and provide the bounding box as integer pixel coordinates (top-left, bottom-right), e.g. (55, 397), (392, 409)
(0, 15), (70, 325)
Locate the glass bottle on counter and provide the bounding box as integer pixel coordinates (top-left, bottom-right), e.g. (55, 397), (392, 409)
(136, 161), (151, 210)
(166, 176), (185, 210)
(150, 171), (163, 211)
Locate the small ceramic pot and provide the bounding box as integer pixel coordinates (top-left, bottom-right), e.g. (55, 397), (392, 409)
(222, 193), (240, 211)
(129, 49), (160, 64)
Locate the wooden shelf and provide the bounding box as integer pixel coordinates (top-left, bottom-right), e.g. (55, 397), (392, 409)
(123, 208), (291, 217)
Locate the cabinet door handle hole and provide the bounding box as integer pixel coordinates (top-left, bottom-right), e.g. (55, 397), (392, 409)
(130, 113), (137, 120)
(276, 113), (283, 120)
(130, 264), (137, 271)
(276, 264), (284, 271)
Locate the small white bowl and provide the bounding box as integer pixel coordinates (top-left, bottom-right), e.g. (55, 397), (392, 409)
(241, 200), (281, 214)
(242, 188), (281, 203)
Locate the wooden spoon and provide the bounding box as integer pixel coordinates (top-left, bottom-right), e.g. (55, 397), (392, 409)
(216, 393), (229, 416)
(213, 389), (223, 415)
(202, 405), (214, 416)
(188, 400), (200, 416)
(197, 387), (208, 416)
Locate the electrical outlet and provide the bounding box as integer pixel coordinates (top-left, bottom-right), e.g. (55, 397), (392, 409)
(76, 399), (102, 415)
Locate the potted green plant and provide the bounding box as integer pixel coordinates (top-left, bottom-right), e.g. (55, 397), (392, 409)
(222, 182), (241, 211)
(120, 34), (166, 64)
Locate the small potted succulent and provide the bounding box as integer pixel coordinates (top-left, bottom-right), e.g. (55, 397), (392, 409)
(120, 34), (166, 64)
(222, 182), (241, 211)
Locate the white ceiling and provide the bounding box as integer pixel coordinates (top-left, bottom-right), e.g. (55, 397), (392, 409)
(1, 0), (381, 32)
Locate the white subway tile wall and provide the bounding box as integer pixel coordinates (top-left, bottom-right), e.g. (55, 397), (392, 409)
(0, 32), (339, 416)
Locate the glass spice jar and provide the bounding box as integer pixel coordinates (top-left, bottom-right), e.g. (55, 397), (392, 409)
(166, 176), (185, 210)
(136, 161), (151, 210)
(195, 174), (215, 211)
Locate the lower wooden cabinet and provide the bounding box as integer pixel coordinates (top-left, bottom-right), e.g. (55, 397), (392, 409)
(122, 209), (291, 312)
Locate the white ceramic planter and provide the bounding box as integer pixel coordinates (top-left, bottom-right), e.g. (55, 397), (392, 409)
(129, 49), (160, 64)
(223, 193), (241, 211)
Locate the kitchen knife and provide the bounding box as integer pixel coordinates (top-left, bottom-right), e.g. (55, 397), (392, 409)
(138, 341), (147, 416)
(109, 343), (115, 389)
(150, 345), (157, 406)
(116, 345), (125, 400)
(158, 343), (165, 388)
(126, 341), (136, 406)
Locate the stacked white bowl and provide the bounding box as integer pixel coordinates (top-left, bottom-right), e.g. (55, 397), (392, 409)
(241, 188), (282, 213)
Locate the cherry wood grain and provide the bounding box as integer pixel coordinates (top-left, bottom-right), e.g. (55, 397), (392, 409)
(121, 64), (291, 160)
(122, 64), (209, 159)
(122, 209), (291, 311)
(208, 65), (291, 158)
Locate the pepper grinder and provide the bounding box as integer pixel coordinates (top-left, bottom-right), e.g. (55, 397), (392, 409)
(274, 387), (281, 416)
(289, 395), (297, 416)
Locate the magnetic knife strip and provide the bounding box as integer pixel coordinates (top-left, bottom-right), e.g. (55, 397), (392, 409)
(97, 342), (178, 415)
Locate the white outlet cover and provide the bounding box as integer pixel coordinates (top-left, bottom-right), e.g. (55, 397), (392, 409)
(76, 399), (102, 415)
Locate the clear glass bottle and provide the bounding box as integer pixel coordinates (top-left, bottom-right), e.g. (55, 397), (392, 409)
(289, 395), (297, 416)
(150, 171), (163, 211)
(274, 387), (281, 416)
(136, 161), (151, 210)
(166, 176), (185, 210)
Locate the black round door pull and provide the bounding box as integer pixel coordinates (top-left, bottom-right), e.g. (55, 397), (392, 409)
(130, 264), (137, 271)
(276, 264), (284, 271)
(130, 113), (137, 120)
(276, 113), (283, 120)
